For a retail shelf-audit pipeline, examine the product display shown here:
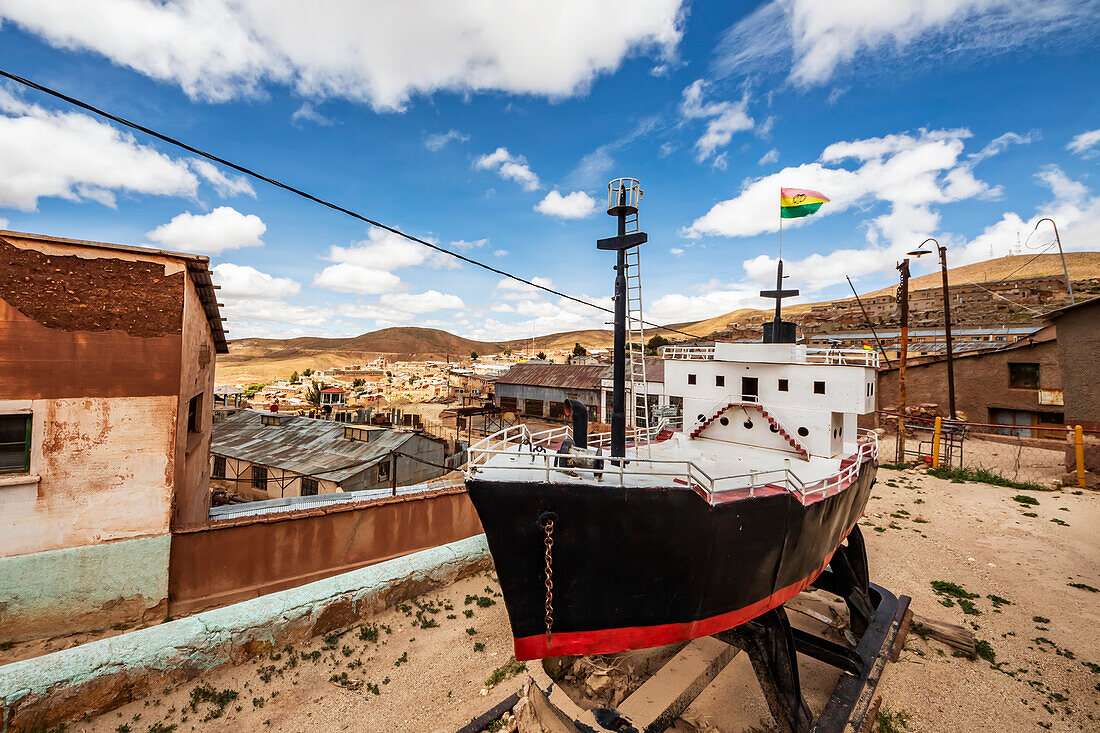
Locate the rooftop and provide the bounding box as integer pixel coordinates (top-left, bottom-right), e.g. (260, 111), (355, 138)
(494, 363), (607, 390)
(211, 410), (429, 483)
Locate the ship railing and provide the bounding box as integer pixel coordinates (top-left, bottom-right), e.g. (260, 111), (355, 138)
(660, 345), (715, 360)
(803, 347), (880, 368)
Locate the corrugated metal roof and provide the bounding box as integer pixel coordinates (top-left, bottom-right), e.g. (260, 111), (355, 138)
(211, 410), (420, 483)
(494, 363), (606, 390)
(599, 358), (664, 384)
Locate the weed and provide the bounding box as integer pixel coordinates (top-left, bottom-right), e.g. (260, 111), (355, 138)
(0, 641), (14, 651)
(341, 645), (354, 657)
(875, 705), (911, 732)
(397, 603), (412, 615)
(447, 614), (457, 620)
(874, 526), (886, 533)
(1082, 662), (1100, 674)
(330, 672), (349, 685)
(147, 725), (176, 733)
(928, 466), (1049, 492)
(1023, 512), (1038, 517)
(365, 682), (381, 695)
(1069, 583), (1098, 592)
(252, 697), (265, 709)
(188, 684), (238, 722)
(930, 581), (978, 603)
(473, 642), (486, 652)
(116, 726), (131, 733)
(879, 463), (910, 471)
(358, 624), (379, 643)
(394, 651), (408, 667)
(1050, 518), (1070, 526)
(912, 517), (929, 524)
(485, 657), (526, 687)
(1012, 494), (1039, 506)
(913, 498), (924, 504)
(910, 622), (933, 640)
(111, 623), (132, 631)
(303, 650), (322, 662)
(987, 594), (1011, 608)
(464, 609), (475, 618)
(974, 640), (996, 664)
(466, 627), (478, 636)
(1033, 616), (1051, 624)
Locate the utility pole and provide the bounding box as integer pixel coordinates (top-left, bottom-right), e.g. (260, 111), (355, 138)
(908, 239), (955, 419)
(896, 259), (910, 464)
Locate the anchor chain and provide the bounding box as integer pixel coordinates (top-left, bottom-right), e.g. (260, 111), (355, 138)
(542, 516), (554, 650)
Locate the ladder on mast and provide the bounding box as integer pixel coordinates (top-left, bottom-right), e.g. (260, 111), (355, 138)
(622, 211), (650, 457)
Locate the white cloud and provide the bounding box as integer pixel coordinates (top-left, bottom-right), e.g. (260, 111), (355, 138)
(758, 148), (779, 165)
(0, 216), (9, 229)
(680, 80), (753, 161)
(212, 263), (300, 299)
(291, 103), (333, 126)
(379, 290), (464, 313)
(188, 159), (255, 197)
(450, 238), (487, 250)
(493, 249), (508, 257)
(670, 247), (685, 256)
(0, 89), (198, 210)
(1067, 128), (1100, 157)
(712, 0), (1098, 88)
(424, 129), (469, 151)
(535, 190), (599, 219)
(312, 263), (403, 295)
(496, 276), (553, 294)
(648, 286), (760, 323)
(475, 147), (540, 191)
(146, 206), (266, 255)
(0, 1), (683, 111)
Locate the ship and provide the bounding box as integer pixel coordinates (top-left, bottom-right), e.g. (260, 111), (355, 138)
(464, 179), (880, 661)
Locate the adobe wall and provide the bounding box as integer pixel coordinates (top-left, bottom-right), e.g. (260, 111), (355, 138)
(1055, 306), (1100, 431)
(171, 274), (216, 529)
(0, 236), (188, 640)
(874, 339), (1061, 424)
(167, 487), (483, 616)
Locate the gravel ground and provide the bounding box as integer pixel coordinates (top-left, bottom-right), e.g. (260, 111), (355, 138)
(74, 464), (1098, 733)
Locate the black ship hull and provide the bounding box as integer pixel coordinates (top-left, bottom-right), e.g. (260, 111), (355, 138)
(466, 456), (877, 660)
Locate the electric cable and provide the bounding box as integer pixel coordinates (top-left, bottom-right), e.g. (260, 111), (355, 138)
(0, 68), (698, 339)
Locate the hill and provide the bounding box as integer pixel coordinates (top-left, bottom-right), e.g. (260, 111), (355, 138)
(216, 252), (1099, 383)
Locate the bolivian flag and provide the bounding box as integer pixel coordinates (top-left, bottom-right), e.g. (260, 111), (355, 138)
(780, 188), (829, 219)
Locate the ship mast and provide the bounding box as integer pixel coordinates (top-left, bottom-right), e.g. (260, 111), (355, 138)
(760, 259), (799, 343)
(598, 178), (646, 458)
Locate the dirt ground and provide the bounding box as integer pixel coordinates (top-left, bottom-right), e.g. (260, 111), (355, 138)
(74, 464), (1099, 733)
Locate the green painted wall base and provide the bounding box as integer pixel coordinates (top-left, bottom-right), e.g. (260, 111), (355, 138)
(0, 534), (170, 644)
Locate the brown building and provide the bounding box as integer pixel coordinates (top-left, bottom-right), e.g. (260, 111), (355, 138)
(0, 230), (226, 642)
(873, 326), (1065, 438)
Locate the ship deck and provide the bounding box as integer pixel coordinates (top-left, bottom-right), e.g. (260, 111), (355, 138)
(466, 423), (878, 506)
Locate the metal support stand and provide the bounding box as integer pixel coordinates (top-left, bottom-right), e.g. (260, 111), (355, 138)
(811, 526), (873, 636)
(713, 608), (814, 733)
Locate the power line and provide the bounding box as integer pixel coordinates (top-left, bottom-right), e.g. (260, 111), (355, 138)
(0, 68), (698, 340)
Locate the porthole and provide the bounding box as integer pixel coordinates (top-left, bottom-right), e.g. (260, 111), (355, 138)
(797, 427), (809, 437)
(719, 417), (729, 426)
(770, 425), (779, 433)
(697, 414), (706, 422)
(743, 420), (753, 429)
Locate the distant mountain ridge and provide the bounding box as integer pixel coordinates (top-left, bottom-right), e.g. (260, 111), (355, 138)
(216, 253), (1098, 383)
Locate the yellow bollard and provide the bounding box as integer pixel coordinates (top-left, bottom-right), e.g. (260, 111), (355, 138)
(931, 416), (942, 469)
(1075, 425), (1086, 489)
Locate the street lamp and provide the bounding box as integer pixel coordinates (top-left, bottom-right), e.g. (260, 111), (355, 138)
(907, 238), (956, 420)
(1027, 218), (1075, 304)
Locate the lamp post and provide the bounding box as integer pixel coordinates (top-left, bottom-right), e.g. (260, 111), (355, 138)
(1028, 218), (1075, 304)
(895, 257), (910, 464)
(908, 238), (956, 420)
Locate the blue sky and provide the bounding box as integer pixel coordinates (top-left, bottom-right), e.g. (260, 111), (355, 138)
(0, 1), (1098, 341)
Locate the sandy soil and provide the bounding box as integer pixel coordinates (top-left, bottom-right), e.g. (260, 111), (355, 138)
(73, 466), (1100, 733)
(879, 434), (1070, 487)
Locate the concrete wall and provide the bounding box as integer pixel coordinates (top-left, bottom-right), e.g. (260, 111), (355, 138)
(0, 535), (490, 731)
(167, 487), (482, 616)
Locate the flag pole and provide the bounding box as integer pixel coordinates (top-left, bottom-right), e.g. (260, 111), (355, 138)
(778, 188), (783, 260)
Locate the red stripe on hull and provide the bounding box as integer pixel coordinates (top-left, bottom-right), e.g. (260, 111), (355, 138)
(513, 520), (858, 661)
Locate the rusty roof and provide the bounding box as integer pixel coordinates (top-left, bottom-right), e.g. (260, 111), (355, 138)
(494, 363), (607, 390)
(1, 229), (228, 353)
(599, 358), (664, 383)
(211, 410), (428, 483)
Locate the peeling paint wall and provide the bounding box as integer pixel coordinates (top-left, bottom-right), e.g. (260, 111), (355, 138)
(0, 235), (216, 642)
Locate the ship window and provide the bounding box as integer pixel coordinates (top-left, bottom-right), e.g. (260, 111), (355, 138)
(743, 420), (753, 429)
(715, 375), (725, 387)
(688, 374), (697, 385)
(697, 414), (706, 423)
(814, 381), (826, 395)
(719, 417), (729, 426)
(778, 379), (788, 392)
(770, 424), (779, 433)
(797, 427), (809, 437)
